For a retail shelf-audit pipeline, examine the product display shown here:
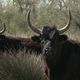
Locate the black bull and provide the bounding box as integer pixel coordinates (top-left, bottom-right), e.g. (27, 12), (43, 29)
(27, 9), (80, 80)
(41, 26), (80, 80)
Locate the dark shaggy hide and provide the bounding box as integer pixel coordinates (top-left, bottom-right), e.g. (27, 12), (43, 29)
(40, 26), (80, 80)
(0, 35), (41, 54)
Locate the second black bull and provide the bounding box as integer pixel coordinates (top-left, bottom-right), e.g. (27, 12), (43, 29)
(0, 22), (41, 53)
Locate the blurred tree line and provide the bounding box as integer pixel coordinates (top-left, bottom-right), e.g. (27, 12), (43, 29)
(0, 0), (80, 38)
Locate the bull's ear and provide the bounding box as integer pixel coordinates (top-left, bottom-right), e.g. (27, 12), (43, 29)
(31, 35), (41, 42)
(58, 35), (68, 42)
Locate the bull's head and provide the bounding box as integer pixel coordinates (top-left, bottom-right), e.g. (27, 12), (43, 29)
(28, 8), (71, 44)
(0, 19), (6, 34)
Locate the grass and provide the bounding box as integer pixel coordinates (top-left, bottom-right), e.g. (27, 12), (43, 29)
(0, 51), (47, 80)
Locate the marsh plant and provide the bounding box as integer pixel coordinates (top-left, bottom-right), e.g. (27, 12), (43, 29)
(0, 51), (46, 80)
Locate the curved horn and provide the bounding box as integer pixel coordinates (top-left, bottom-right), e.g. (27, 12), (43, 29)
(28, 10), (41, 34)
(0, 23), (6, 34)
(59, 8), (71, 33)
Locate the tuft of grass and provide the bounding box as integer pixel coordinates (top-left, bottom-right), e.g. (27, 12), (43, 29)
(0, 52), (46, 80)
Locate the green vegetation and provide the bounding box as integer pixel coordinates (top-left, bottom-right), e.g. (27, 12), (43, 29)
(0, 0), (80, 39)
(0, 51), (46, 80)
